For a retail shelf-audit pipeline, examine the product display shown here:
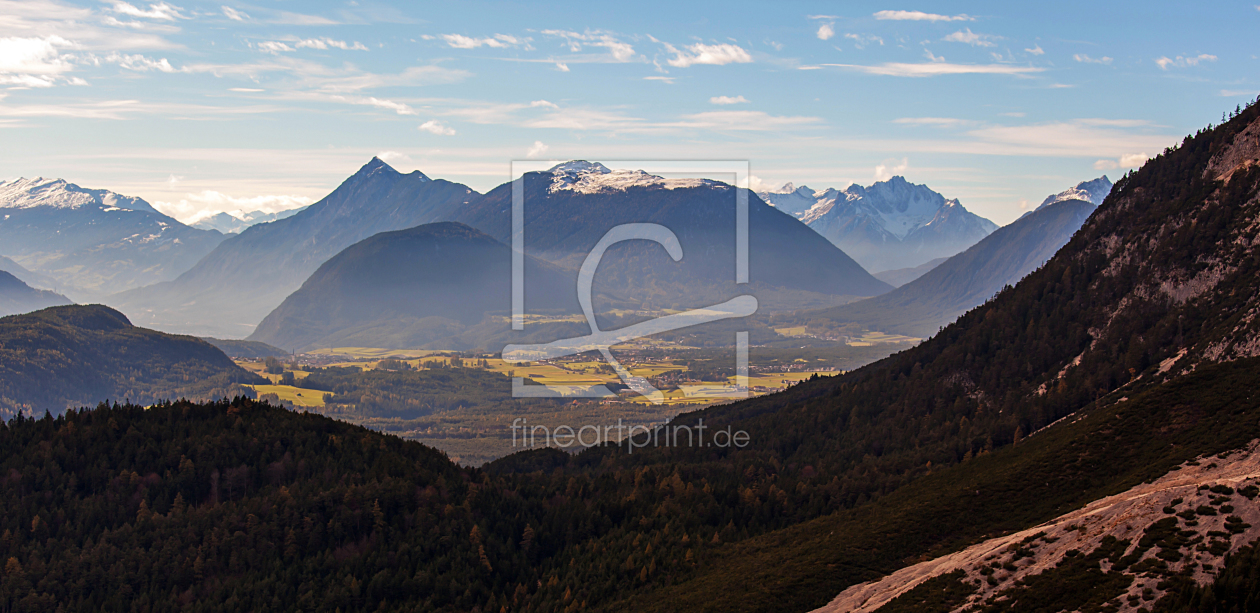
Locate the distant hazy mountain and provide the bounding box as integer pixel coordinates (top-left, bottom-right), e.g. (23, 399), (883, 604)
(0, 177), (226, 300)
(200, 337), (289, 358)
(872, 257), (948, 288)
(0, 270), (72, 317)
(762, 176), (997, 272)
(250, 222), (580, 352)
(0, 304), (263, 418)
(190, 206), (310, 234)
(797, 189), (1100, 338)
(0, 255), (62, 292)
(108, 158), (480, 338)
(451, 161), (891, 314)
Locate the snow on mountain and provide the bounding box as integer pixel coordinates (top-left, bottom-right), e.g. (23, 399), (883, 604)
(0, 177), (157, 213)
(1036, 175), (1112, 210)
(756, 183), (822, 217)
(787, 176), (997, 272)
(546, 161), (723, 195)
(0, 177), (225, 299)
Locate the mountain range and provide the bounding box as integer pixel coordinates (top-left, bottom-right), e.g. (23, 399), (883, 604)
(1, 103), (1259, 612)
(107, 158), (480, 338)
(792, 175), (1111, 338)
(759, 176), (999, 272)
(189, 206), (310, 234)
(0, 270), (72, 317)
(0, 177), (226, 300)
(449, 161), (891, 314)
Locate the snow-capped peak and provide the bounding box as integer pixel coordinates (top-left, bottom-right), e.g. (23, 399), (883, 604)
(548, 160), (611, 175)
(546, 161), (722, 195)
(1037, 175), (1112, 210)
(0, 177), (157, 213)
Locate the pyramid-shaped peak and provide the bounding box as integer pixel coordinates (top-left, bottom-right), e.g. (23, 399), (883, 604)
(354, 157), (402, 178)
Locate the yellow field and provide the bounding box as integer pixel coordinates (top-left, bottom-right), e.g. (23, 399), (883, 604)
(250, 384), (325, 407)
(740, 370), (838, 389)
(235, 360), (313, 383)
(774, 326), (809, 337)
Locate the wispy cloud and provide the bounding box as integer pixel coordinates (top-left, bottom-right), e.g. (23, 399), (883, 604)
(1073, 54), (1112, 65)
(821, 62), (1043, 77)
(438, 34), (528, 50)
(710, 95), (749, 105)
(1155, 54), (1217, 70)
(943, 29), (997, 47)
(418, 119), (456, 135)
(154, 190), (313, 223)
(1220, 89), (1260, 97)
(873, 157), (908, 181)
(542, 30), (635, 61)
(844, 33), (884, 49)
(258, 38), (368, 54)
(664, 42), (752, 68)
(873, 10), (972, 22)
(108, 1), (184, 21)
(1025, 45), (1044, 55)
(221, 6), (247, 21)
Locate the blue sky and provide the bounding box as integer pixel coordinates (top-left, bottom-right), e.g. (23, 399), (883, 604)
(0, 0), (1256, 225)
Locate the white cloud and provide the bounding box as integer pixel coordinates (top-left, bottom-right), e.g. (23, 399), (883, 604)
(923, 49), (945, 62)
(257, 41), (293, 54)
(1119, 152), (1148, 168)
(530, 100), (559, 108)
(440, 34), (526, 49)
(526, 140), (549, 158)
(296, 38), (368, 51)
(0, 35), (77, 87)
(943, 29), (996, 47)
(259, 38), (368, 53)
(844, 33), (884, 49)
(817, 23), (835, 41)
(709, 95), (749, 105)
(1093, 159), (1118, 171)
(822, 62), (1043, 77)
(555, 62), (570, 72)
(221, 6), (247, 21)
(1220, 89), (1260, 97)
(1155, 54), (1217, 70)
(1073, 54), (1113, 65)
(1025, 45), (1044, 56)
(102, 52), (177, 72)
(874, 157), (909, 181)
(108, 1), (184, 21)
(153, 190), (313, 224)
(541, 30), (635, 62)
(418, 119), (456, 135)
(665, 42), (752, 68)
(359, 97), (415, 115)
(873, 10), (972, 22)
(644, 75), (673, 83)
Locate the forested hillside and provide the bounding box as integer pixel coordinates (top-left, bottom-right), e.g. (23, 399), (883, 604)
(0, 305), (263, 419)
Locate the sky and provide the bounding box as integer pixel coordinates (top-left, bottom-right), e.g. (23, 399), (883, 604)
(0, 0), (1257, 226)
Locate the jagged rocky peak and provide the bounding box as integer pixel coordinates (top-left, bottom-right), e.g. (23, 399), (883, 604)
(0, 176), (157, 213)
(1037, 175), (1113, 210)
(547, 160), (612, 175)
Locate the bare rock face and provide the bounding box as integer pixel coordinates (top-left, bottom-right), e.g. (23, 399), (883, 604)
(813, 441), (1260, 613)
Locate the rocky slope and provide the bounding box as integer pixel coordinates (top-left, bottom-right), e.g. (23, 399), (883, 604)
(0, 270), (72, 317)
